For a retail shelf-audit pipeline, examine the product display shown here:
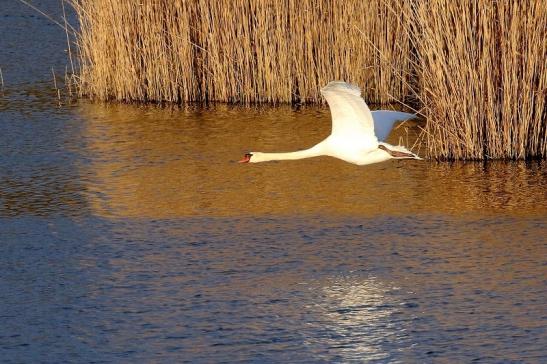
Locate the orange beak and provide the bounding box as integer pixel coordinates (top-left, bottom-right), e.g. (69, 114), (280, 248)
(238, 153), (252, 163)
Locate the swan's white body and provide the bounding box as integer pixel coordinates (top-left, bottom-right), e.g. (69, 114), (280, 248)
(241, 81), (421, 165)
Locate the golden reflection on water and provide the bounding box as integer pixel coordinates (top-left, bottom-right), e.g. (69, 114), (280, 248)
(77, 102), (546, 219)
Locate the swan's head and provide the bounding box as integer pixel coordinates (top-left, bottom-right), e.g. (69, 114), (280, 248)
(238, 152), (254, 163)
(239, 152), (270, 163)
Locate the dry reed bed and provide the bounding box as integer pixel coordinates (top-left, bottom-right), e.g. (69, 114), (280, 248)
(69, 0), (412, 104)
(413, 0), (546, 159)
(68, 0), (546, 159)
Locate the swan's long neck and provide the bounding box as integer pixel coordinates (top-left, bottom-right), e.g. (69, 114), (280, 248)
(251, 144), (324, 163)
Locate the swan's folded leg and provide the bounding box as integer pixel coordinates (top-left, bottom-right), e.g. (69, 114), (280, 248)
(378, 144), (420, 159)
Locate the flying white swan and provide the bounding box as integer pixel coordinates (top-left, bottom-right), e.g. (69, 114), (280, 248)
(239, 81), (422, 165)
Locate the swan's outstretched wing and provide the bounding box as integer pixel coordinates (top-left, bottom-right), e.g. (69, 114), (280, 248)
(371, 111), (416, 141)
(321, 81), (376, 144)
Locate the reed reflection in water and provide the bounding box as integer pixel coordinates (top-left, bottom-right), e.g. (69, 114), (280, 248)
(76, 102), (546, 219)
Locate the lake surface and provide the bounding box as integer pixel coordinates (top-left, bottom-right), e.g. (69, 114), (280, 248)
(1, 1), (546, 363)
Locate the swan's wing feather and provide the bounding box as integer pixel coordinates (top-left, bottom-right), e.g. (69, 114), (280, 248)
(321, 81), (362, 97)
(321, 81), (376, 143)
(371, 111), (416, 141)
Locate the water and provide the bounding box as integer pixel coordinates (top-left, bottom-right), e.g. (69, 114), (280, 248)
(1, 2), (546, 363)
